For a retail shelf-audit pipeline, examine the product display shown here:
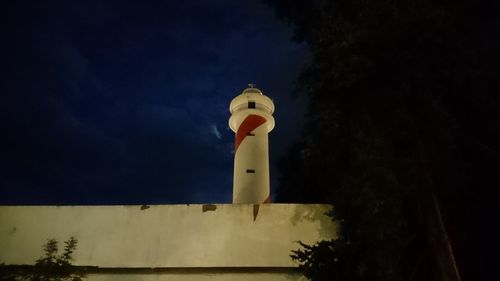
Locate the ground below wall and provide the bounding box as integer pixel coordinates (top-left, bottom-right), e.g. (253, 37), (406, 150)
(0, 266), (307, 281)
(84, 272), (306, 281)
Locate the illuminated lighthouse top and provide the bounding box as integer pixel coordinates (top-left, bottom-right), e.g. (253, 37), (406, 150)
(229, 85), (275, 204)
(229, 86), (275, 133)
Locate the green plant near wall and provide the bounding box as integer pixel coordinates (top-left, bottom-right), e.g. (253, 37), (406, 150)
(0, 237), (86, 281)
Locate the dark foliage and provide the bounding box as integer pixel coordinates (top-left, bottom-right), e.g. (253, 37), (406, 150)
(267, 0), (500, 280)
(0, 237), (86, 281)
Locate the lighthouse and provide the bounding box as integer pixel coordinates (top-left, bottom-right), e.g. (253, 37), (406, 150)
(229, 85), (275, 204)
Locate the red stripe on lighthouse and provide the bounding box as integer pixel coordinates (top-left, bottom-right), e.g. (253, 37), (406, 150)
(235, 114), (266, 151)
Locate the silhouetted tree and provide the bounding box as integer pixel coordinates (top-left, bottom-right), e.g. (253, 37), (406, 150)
(0, 237), (86, 281)
(266, 0), (500, 280)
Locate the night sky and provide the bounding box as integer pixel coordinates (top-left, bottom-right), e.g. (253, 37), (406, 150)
(1, 0), (308, 204)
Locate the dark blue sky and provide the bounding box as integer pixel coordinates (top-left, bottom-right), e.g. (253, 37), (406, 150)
(1, 0), (308, 204)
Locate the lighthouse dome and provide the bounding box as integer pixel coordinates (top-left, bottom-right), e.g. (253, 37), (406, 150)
(229, 87), (275, 115)
(229, 86), (275, 133)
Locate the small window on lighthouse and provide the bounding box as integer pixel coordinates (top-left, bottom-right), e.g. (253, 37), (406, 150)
(248, 101), (256, 109)
(246, 169), (255, 173)
(247, 132), (255, 136)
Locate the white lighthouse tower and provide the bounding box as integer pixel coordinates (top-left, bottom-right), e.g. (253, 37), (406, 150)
(229, 85), (275, 204)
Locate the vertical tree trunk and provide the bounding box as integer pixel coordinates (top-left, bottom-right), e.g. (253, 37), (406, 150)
(421, 172), (462, 281)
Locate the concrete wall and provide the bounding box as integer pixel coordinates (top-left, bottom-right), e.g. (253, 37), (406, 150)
(0, 204), (336, 269)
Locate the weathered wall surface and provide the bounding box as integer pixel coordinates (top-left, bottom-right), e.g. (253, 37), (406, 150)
(0, 204), (336, 268)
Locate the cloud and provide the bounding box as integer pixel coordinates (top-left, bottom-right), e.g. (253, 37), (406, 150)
(210, 124), (221, 139)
